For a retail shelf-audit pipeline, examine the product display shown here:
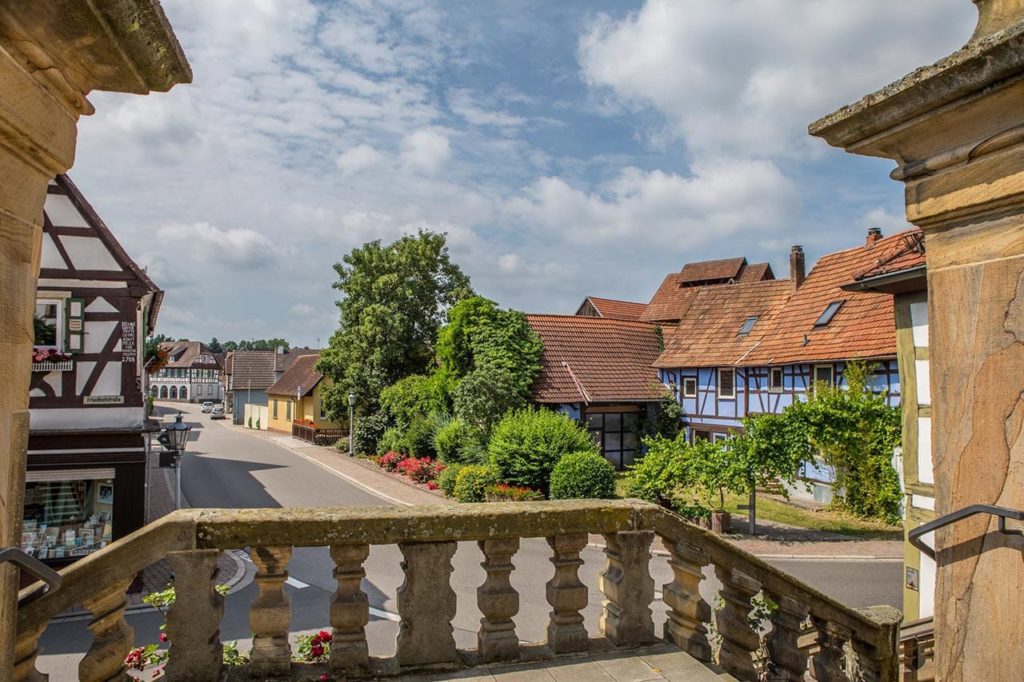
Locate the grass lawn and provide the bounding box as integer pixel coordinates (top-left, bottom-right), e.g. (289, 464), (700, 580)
(616, 474), (902, 539)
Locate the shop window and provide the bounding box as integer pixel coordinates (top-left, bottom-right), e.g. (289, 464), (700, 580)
(21, 476), (114, 560)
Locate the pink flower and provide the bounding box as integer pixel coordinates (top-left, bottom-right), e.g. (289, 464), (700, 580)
(159, 632), (168, 642)
(427, 481), (439, 490)
(318, 630), (333, 643)
(320, 675), (329, 681)
(311, 644), (325, 658)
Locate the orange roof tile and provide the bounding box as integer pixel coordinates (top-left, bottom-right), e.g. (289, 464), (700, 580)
(641, 256), (775, 324)
(655, 280), (793, 368)
(748, 231), (915, 365)
(583, 296), (648, 321)
(851, 230), (925, 281)
(527, 315), (665, 404)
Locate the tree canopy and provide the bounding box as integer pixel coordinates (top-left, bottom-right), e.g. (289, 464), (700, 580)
(318, 230), (473, 416)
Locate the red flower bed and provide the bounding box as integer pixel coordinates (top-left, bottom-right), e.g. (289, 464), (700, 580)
(485, 483), (544, 502)
(293, 418), (316, 427)
(396, 456), (443, 483)
(379, 450), (406, 471)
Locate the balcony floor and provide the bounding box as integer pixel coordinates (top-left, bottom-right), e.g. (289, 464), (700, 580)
(393, 644), (735, 681)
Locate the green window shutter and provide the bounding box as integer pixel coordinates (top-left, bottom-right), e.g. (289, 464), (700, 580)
(64, 298), (85, 353)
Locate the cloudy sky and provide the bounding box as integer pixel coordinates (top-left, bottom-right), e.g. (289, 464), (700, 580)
(72, 0), (975, 347)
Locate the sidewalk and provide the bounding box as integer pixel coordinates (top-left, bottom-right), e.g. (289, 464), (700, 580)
(213, 420), (902, 560)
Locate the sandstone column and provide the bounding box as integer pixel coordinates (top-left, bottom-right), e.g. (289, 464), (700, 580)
(810, 2), (1024, 679)
(0, 3), (189, 675)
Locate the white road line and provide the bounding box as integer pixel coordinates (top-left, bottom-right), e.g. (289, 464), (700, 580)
(369, 606), (401, 622)
(285, 576), (309, 589)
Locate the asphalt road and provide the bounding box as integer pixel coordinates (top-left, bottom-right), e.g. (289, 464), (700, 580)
(37, 401), (902, 676)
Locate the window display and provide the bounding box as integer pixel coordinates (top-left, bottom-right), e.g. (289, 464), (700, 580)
(21, 478), (113, 560)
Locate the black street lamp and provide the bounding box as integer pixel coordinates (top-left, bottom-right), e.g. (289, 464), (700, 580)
(348, 393), (356, 456)
(157, 412), (192, 509)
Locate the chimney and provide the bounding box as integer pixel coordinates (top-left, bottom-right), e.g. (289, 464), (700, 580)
(789, 245), (805, 292)
(866, 226), (883, 247)
(276, 345), (285, 355)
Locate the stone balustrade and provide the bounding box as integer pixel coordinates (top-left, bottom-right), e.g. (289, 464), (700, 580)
(14, 500), (901, 681)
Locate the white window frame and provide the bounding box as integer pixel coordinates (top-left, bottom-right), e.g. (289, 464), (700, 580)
(769, 367), (784, 392)
(718, 367), (736, 399)
(712, 432), (730, 443)
(682, 377), (697, 398)
(34, 297), (65, 350)
(813, 364), (834, 387)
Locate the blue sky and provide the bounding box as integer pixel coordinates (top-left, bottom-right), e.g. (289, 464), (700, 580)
(71, 0), (975, 347)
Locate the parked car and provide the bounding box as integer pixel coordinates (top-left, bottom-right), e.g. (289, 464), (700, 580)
(201, 401), (214, 413)
(210, 405), (226, 419)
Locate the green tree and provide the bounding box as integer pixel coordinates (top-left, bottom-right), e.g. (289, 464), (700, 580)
(453, 367), (527, 437)
(437, 295), (542, 395)
(221, 338), (290, 352)
(318, 231), (472, 416)
(790, 361), (902, 522)
(208, 337), (223, 353)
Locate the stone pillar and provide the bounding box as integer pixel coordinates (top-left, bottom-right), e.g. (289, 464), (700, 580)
(0, 4), (190, 673)
(396, 541), (458, 667)
(329, 543), (370, 675)
(662, 540), (712, 661)
(79, 577), (135, 682)
(545, 532), (589, 653)
(599, 530), (655, 646)
(714, 566), (761, 682)
(249, 546), (293, 676)
(476, 538), (520, 662)
(810, 3), (1024, 679)
(166, 550), (224, 681)
(764, 593), (809, 682)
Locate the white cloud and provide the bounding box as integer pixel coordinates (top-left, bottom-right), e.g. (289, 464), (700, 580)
(506, 160), (798, 248)
(579, 0), (974, 158)
(864, 206), (909, 233)
(336, 144), (385, 176)
(448, 88), (526, 128)
(401, 128), (452, 173)
(289, 303), (317, 318)
(155, 222), (277, 268)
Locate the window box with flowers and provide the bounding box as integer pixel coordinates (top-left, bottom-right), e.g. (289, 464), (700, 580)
(31, 347), (73, 372)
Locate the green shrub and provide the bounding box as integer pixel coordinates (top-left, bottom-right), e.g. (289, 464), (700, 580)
(453, 367), (526, 436)
(453, 464), (500, 503)
(624, 435), (685, 505)
(437, 462), (465, 497)
(433, 417), (482, 463)
(488, 408), (598, 495)
(379, 374), (448, 430)
(549, 451), (617, 500)
(377, 426), (409, 456)
(334, 436), (350, 453)
(405, 416), (438, 459)
(352, 412), (389, 455)
(485, 483), (544, 502)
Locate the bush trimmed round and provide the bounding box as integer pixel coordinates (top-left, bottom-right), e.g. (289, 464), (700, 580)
(488, 408), (598, 494)
(549, 451), (617, 500)
(437, 462), (465, 497)
(453, 464), (499, 503)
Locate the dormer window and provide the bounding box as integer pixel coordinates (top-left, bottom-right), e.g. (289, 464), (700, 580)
(738, 316), (758, 336)
(814, 300), (845, 327)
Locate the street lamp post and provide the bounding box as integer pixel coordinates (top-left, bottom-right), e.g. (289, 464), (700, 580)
(348, 392), (356, 456)
(158, 412), (192, 509)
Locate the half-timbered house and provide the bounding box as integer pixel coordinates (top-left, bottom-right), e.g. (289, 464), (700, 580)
(149, 340), (224, 403)
(656, 230), (907, 501)
(23, 175), (162, 565)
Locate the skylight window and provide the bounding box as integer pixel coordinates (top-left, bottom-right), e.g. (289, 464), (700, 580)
(738, 316), (758, 335)
(814, 300), (845, 327)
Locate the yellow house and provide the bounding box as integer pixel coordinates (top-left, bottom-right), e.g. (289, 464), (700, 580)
(265, 354), (345, 442)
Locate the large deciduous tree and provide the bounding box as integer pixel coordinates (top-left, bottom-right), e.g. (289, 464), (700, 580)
(318, 230), (472, 416)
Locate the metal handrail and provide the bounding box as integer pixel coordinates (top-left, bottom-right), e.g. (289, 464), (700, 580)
(909, 504), (1024, 560)
(0, 546), (62, 606)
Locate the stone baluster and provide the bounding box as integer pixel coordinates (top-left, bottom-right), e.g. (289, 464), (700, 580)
(848, 606), (901, 682)
(545, 532), (589, 653)
(477, 537), (520, 662)
(249, 546), (293, 676)
(713, 566), (761, 682)
(809, 616), (851, 682)
(13, 625), (48, 682)
(764, 593), (809, 682)
(330, 543), (370, 675)
(599, 530), (655, 646)
(165, 550), (224, 680)
(79, 577), (134, 682)
(662, 540), (712, 662)
(396, 541), (458, 667)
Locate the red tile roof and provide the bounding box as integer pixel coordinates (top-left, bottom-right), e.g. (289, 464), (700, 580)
(747, 231), (914, 365)
(640, 257), (775, 324)
(527, 315), (665, 404)
(679, 257), (747, 284)
(851, 229), (925, 281)
(267, 353), (323, 397)
(159, 341), (222, 369)
(655, 280), (793, 368)
(581, 296), (648, 321)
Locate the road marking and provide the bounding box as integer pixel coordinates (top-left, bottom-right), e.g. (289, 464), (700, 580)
(369, 606), (400, 622)
(285, 576), (309, 589)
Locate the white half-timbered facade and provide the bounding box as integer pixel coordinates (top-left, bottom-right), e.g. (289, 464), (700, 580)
(149, 341), (224, 403)
(23, 175), (162, 565)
